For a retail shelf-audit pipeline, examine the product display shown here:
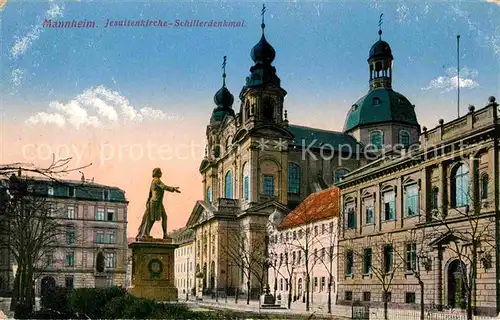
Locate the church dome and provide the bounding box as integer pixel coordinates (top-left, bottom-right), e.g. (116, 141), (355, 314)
(213, 86), (234, 108)
(250, 34), (276, 64)
(343, 89), (418, 132)
(369, 40), (393, 60)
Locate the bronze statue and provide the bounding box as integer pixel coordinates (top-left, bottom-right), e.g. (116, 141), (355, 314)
(137, 168), (180, 239)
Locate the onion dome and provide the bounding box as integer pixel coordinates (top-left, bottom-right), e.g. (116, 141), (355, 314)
(369, 39), (393, 61)
(250, 34), (276, 64)
(213, 86), (234, 108)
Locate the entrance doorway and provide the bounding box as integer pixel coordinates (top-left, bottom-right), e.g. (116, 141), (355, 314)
(40, 276), (56, 297)
(447, 260), (467, 309)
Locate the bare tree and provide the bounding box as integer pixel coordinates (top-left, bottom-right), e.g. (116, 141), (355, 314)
(0, 157), (90, 181)
(267, 234), (295, 309)
(0, 175), (68, 316)
(428, 173), (495, 320)
(314, 223), (337, 314)
(346, 234), (404, 320)
(221, 229), (268, 305)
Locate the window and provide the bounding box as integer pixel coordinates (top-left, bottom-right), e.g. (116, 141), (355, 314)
(243, 163), (250, 201)
(96, 231), (104, 244)
(405, 292), (416, 304)
(370, 131), (383, 148)
(322, 224), (326, 234)
(244, 176), (249, 200)
(345, 250), (354, 275)
(48, 186), (54, 196)
(363, 248), (372, 274)
(432, 187), (439, 210)
(280, 279), (283, 291)
(345, 202), (356, 229)
(334, 169), (349, 183)
(405, 184), (419, 217)
(48, 204), (56, 217)
(68, 186), (75, 197)
(261, 175), (274, 196)
(314, 226), (319, 236)
(383, 190), (395, 221)
(96, 208), (105, 221)
(107, 209), (115, 221)
(298, 230), (303, 238)
(66, 229), (76, 245)
(298, 251), (302, 264)
(224, 171), (233, 199)
(383, 292), (392, 303)
(452, 164), (469, 207)
(372, 97), (381, 105)
(66, 252), (75, 267)
(103, 189), (110, 201)
(105, 252), (116, 268)
(345, 291), (353, 301)
(399, 130), (410, 148)
(383, 245), (393, 273)
(288, 163), (300, 194)
(292, 252), (296, 265)
(207, 187), (212, 203)
(46, 253), (54, 267)
(321, 248), (325, 259)
(65, 276), (74, 288)
(364, 198), (374, 224)
(363, 292), (371, 302)
(329, 222), (333, 233)
(481, 174), (489, 200)
(314, 277), (318, 291)
(67, 206), (75, 219)
(406, 243), (417, 271)
(107, 231), (115, 244)
(320, 277), (326, 292)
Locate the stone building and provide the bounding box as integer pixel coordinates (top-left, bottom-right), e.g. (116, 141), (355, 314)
(0, 177), (129, 295)
(170, 227), (195, 299)
(337, 95), (500, 314)
(184, 12), (363, 298)
(268, 186), (340, 311)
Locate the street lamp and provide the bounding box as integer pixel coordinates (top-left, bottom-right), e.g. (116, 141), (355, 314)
(186, 256), (189, 301)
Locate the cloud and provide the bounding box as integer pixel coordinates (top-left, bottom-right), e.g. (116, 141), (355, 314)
(11, 2), (63, 58)
(10, 69), (24, 87)
(422, 67), (479, 93)
(26, 86), (169, 129)
(485, 0), (500, 4)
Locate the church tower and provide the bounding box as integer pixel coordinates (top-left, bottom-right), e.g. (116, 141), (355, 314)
(343, 16), (420, 151)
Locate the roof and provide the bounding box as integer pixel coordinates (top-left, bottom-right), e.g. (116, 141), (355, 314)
(278, 186), (340, 230)
(343, 88), (419, 132)
(369, 40), (393, 60)
(0, 176), (127, 203)
(288, 124), (360, 152)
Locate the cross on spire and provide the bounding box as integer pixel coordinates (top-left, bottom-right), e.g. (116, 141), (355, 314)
(222, 56), (227, 87)
(261, 4), (266, 34)
(378, 13), (383, 40)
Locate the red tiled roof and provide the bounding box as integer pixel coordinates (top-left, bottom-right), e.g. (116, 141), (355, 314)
(278, 186), (340, 230)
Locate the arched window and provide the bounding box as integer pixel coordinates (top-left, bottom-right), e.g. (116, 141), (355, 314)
(451, 163), (469, 207)
(370, 131), (383, 148)
(334, 168), (349, 184)
(207, 187), (212, 203)
(287, 163), (300, 194)
(399, 130), (410, 148)
(481, 174), (489, 200)
(224, 171), (233, 199)
(242, 163), (250, 201)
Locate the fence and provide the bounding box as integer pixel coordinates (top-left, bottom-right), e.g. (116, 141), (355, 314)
(367, 308), (497, 320)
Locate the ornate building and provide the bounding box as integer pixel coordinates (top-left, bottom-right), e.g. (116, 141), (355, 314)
(0, 177), (129, 296)
(183, 11), (362, 299)
(336, 29), (500, 316)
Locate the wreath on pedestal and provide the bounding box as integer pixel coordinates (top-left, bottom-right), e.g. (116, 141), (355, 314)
(148, 259), (163, 280)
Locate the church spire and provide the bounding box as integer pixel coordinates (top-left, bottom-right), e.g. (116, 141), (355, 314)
(378, 13), (383, 40)
(261, 4), (266, 35)
(222, 55), (227, 87)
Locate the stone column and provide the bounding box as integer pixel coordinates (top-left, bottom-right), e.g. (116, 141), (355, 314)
(468, 154), (477, 206)
(439, 163), (447, 217)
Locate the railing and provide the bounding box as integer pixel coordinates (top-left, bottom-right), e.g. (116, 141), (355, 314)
(367, 308), (496, 320)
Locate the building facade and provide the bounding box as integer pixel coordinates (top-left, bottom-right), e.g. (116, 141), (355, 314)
(0, 177), (129, 296)
(337, 96), (499, 315)
(170, 227), (195, 299)
(268, 186), (340, 311)
(184, 11), (363, 299)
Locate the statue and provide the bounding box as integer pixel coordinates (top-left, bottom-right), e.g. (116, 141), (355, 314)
(137, 168), (180, 239)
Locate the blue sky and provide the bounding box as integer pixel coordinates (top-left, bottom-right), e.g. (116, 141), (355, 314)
(1, 0), (499, 129)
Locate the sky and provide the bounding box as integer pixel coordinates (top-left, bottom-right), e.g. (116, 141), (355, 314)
(1, 0), (499, 237)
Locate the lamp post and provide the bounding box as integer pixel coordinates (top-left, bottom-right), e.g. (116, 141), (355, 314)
(186, 256), (189, 301)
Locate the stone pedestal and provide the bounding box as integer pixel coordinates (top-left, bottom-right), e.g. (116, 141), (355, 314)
(128, 237), (178, 301)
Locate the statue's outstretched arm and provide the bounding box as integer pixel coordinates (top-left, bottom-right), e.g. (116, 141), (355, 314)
(158, 180), (181, 193)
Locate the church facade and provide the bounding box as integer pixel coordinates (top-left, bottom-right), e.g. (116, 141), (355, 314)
(182, 14), (364, 298)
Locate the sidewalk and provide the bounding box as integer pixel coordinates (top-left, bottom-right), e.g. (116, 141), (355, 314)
(185, 297), (350, 319)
